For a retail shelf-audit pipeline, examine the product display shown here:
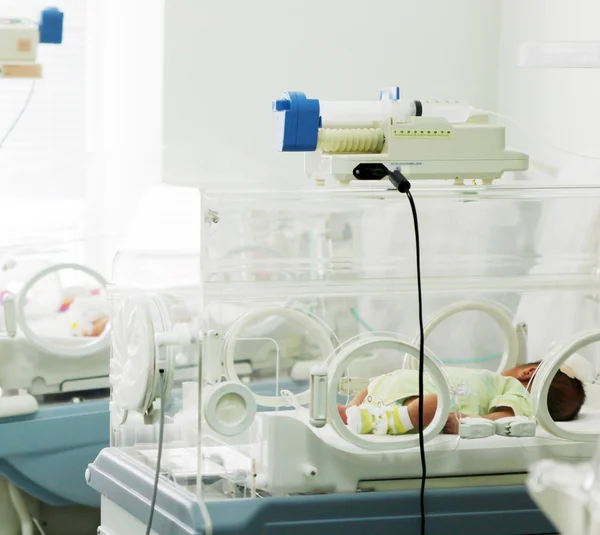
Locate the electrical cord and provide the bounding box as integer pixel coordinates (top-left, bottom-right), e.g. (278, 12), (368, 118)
(146, 370), (166, 535)
(388, 168), (426, 535)
(0, 81), (36, 151)
(32, 517), (47, 535)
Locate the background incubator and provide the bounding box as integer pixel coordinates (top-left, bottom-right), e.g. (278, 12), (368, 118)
(527, 438), (600, 535)
(0, 245), (111, 535)
(0, 254), (110, 398)
(88, 183), (600, 534)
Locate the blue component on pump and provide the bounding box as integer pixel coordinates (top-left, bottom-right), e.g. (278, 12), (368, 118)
(39, 8), (63, 44)
(273, 92), (320, 152)
(380, 86), (401, 101)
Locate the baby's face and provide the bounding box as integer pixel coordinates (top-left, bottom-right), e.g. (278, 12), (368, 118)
(501, 364), (539, 391)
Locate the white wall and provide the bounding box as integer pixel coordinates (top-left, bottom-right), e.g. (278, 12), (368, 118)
(88, 0), (504, 269)
(162, 0), (504, 188)
(0, 1), (100, 273)
(498, 0), (600, 171)
(84, 0), (166, 273)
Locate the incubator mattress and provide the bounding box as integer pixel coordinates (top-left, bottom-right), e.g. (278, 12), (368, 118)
(547, 405), (600, 435)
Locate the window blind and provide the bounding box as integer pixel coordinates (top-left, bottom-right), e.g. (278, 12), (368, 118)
(0, 0), (86, 199)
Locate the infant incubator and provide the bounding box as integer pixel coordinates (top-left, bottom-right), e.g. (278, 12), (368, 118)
(0, 247), (111, 528)
(0, 254), (110, 397)
(88, 182), (600, 534)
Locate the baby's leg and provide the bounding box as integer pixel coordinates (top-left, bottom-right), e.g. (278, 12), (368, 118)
(404, 394), (438, 428)
(85, 316), (109, 337)
(338, 389), (368, 424)
(345, 394), (438, 435)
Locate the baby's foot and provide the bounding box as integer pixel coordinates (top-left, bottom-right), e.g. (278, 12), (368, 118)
(338, 404), (348, 424)
(84, 316), (109, 337)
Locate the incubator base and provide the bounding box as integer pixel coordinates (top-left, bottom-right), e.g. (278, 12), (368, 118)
(0, 336), (108, 395)
(225, 412), (596, 495)
(88, 448), (556, 535)
(128, 409), (597, 497)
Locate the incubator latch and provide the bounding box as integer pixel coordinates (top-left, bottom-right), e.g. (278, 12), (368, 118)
(2, 293), (17, 337)
(302, 464), (318, 478)
(309, 366), (328, 428)
(154, 323), (196, 371)
(155, 323), (196, 347)
(516, 322), (528, 365)
(204, 330), (222, 382)
(205, 209), (220, 225)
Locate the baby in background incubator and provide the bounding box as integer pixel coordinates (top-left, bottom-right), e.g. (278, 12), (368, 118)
(34, 289), (109, 337)
(337, 362), (585, 436)
(0, 286), (109, 338)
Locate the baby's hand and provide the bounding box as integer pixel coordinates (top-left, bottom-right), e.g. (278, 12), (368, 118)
(443, 412), (461, 434)
(444, 412), (485, 434)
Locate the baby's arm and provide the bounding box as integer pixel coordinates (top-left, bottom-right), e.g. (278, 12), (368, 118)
(445, 375), (531, 434)
(483, 407), (515, 420)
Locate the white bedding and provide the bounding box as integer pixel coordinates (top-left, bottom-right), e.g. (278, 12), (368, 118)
(312, 406), (600, 452)
(542, 405), (600, 436)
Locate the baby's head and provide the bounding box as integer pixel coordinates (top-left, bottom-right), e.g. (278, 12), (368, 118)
(502, 362), (586, 422)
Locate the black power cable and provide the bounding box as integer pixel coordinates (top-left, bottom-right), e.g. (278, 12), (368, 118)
(146, 370), (166, 535)
(388, 169), (426, 535)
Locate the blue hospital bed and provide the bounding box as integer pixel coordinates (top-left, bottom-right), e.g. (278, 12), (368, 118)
(0, 398), (108, 507)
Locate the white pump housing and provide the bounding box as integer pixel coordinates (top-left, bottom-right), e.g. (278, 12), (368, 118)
(273, 87), (529, 187)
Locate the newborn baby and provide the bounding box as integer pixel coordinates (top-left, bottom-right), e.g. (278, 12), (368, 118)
(60, 296), (109, 337)
(337, 362), (586, 435)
